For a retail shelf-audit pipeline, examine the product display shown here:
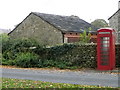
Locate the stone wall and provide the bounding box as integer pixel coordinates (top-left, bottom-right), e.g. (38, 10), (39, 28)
(109, 13), (118, 31)
(109, 10), (119, 43)
(109, 1), (120, 43)
(118, 10), (120, 42)
(9, 13), (63, 46)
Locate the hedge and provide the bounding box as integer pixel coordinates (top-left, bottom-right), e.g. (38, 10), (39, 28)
(2, 37), (120, 69)
(45, 43), (97, 68)
(116, 43), (120, 67)
(34, 43), (120, 69)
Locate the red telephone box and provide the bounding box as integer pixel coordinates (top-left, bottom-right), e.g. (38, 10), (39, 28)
(97, 28), (116, 70)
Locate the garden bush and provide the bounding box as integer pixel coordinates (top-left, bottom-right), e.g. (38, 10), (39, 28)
(2, 58), (16, 65)
(15, 52), (40, 68)
(41, 59), (70, 69)
(0, 33), (9, 52)
(2, 38), (42, 60)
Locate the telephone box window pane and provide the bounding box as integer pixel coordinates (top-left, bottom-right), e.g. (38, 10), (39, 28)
(101, 44), (109, 48)
(101, 37), (110, 41)
(101, 58), (109, 61)
(101, 44), (109, 47)
(101, 59), (109, 63)
(101, 41), (110, 44)
(101, 48), (109, 51)
(100, 52), (109, 54)
(101, 62), (109, 65)
(101, 55), (109, 58)
(101, 57), (109, 66)
(101, 41), (109, 44)
(103, 37), (109, 40)
(101, 56), (109, 60)
(103, 40), (109, 44)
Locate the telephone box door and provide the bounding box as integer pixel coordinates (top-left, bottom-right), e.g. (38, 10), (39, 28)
(97, 35), (110, 69)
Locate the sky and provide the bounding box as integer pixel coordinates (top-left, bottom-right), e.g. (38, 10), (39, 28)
(0, 0), (119, 29)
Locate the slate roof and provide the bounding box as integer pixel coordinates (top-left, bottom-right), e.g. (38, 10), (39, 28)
(32, 12), (97, 33)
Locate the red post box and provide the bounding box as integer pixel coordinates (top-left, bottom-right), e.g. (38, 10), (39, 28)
(97, 28), (116, 70)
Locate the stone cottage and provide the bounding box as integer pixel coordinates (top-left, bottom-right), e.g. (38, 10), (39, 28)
(108, 1), (120, 43)
(8, 12), (97, 46)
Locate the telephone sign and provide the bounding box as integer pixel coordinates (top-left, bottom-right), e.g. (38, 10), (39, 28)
(97, 28), (116, 70)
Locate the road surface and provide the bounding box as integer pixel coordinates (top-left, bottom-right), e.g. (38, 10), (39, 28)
(1, 68), (119, 87)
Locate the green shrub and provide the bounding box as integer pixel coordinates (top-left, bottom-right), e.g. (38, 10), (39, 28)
(2, 51), (15, 60)
(8, 38), (40, 53)
(1, 33), (10, 52)
(42, 60), (55, 67)
(47, 44), (76, 60)
(15, 52), (40, 68)
(2, 38), (42, 60)
(2, 58), (16, 65)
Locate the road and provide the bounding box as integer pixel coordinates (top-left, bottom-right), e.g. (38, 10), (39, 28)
(1, 68), (119, 87)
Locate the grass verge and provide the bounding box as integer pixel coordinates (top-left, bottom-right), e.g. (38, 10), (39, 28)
(2, 78), (114, 89)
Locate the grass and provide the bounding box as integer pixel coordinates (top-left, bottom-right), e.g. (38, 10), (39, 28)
(2, 78), (115, 89)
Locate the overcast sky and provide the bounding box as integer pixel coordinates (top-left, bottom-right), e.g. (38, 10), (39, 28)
(0, 0), (119, 29)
